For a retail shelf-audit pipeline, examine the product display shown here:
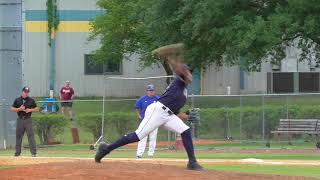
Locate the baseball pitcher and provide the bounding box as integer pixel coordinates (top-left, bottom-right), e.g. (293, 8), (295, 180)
(95, 43), (203, 171)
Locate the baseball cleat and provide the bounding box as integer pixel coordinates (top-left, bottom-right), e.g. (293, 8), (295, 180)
(95, 143), (109, 163)
(187, 161), (204, 171)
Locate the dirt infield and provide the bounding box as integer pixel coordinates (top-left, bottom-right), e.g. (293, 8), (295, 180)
(0, 157), (318, 180)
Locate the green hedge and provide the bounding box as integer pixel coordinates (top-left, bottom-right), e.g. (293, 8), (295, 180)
(77, 112), (139, 141)
(76, 113), (103, 141)
(32, 113), (68, 145)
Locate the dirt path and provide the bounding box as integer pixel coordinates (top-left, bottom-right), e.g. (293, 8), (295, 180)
(0, 157), (318, 180)
(0, 160), (316, 180)
(1, 157), (320, 166)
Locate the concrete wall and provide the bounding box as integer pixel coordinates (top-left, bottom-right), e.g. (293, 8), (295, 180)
(0, 0), (23, 149)
(281, 43), (320, 72)
(24, 33), (49, 96)
(57, 0), (99, 10)
(242, 62), (272, 94)
(202, 65), (240, 95)
(23, 0), (167, 97)
(202, 44), (320, 95)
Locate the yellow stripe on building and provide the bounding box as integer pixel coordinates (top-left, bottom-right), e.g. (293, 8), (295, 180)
(26, 21), (92, 32)
(26, 21), (48, 32)
(58, 21), (92, 32)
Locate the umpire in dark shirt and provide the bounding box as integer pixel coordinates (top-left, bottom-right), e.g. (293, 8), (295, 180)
(11, 87), (38, 157)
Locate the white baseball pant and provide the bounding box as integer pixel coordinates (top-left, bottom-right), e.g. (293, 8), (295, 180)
(135, 102), (189, 141)
(136, 128), (158, 157)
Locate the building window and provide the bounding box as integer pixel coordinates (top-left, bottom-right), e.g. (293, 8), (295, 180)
(84, 54), (122, 75)
(272, 72), (294, 93)
(299, 73), (319, 93)
(268, 72), (320, 93)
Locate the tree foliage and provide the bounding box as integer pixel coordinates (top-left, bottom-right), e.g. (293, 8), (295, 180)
(90, 0), (320, 72)
(46, 0), (59, 45)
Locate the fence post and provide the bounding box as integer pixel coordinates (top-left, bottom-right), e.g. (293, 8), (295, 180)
(0, 99), (5, 149)
(286, 95), (289, 119)
(262, 95), (265, 141)
(239, 96), (243, 141)
(286, 95), (292, 145)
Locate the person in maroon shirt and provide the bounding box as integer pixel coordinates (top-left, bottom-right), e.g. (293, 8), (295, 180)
(60, 81), (75, 121)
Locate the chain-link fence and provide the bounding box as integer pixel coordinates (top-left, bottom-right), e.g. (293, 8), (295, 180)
(186, 93), (320, 146)
(30, 93), (320, 150)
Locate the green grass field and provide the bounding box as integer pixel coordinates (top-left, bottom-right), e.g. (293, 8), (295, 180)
(1, 143), (320, 160)
(1, 146), (320, 160)
(205, 164), (320, 179)
(196, 140), (318, 149)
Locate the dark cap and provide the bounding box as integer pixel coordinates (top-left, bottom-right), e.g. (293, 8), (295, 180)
(22, 86), (30, 93)
(146, 84), (155, 91)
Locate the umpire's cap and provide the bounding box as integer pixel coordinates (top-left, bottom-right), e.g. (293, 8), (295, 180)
(22, 86), (30, 93)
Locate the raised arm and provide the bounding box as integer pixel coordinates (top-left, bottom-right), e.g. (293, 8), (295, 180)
(152, 43), (192, 84)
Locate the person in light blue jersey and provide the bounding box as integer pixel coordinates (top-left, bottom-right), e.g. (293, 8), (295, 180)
(134, 85), (159, 158)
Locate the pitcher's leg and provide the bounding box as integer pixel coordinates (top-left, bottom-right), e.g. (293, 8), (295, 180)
(162, 115), (203, 170)
(95, 103), (166, 162)
(135, 103), (166, 140)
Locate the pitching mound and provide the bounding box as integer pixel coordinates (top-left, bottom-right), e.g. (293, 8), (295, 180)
(0, 158), (316, 180)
